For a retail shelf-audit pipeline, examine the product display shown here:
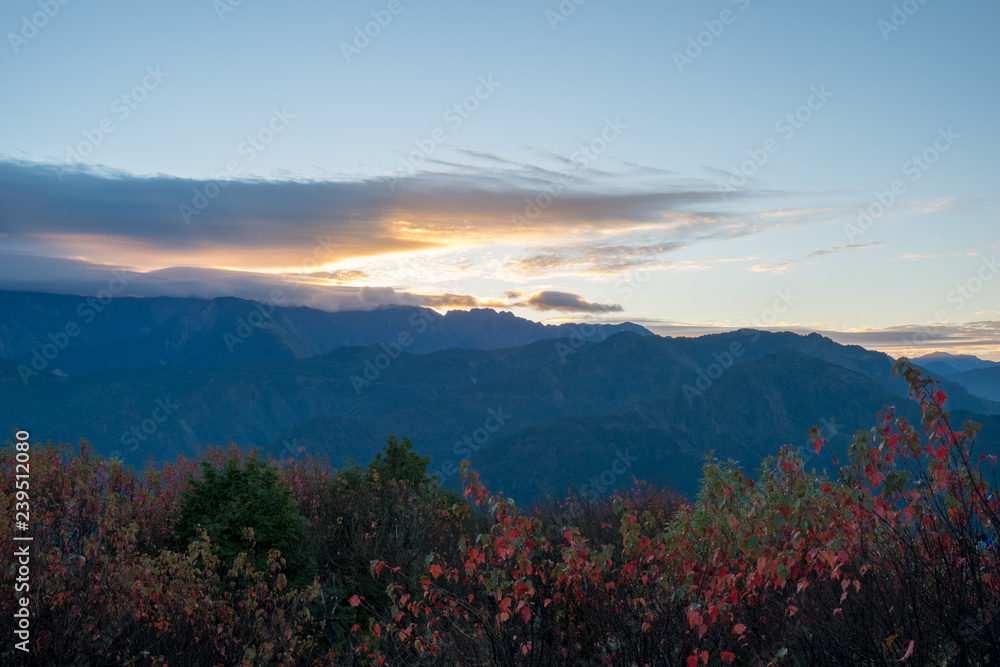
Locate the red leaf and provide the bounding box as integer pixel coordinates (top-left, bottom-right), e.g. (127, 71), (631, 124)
(348, 595), (362, 607)
(813, 438), (824, 454)
(721, 652), (736, 664)
(934, 390), (947, 406)
(732, 623), (746, 635)
(429, 563), (443, 579)
(687, 657), (698, 667)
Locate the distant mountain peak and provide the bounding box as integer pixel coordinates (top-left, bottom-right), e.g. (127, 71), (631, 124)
(913, 351), (999, 375)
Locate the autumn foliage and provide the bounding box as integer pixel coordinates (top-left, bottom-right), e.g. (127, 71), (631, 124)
(2, 359), (999, 665)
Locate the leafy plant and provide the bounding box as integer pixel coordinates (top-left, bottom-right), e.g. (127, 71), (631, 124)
(177, 448), (315, 590)
(3, 359), (998, 665)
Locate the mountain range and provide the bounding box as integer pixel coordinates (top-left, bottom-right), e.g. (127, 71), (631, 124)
(0, 290), (650, 376)
(913, 352), (1000, 402)
(1, 290), (998, 501)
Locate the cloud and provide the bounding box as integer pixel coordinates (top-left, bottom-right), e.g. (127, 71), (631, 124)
(821, 321), (1000, 362)
(749, 261), (794, 274)
(358, 286), (508, 309)
(320, 269), (369, 283)
(901, 252), (977, 260)
(514, 291), (623, 313)
(0, 157), (774, 280)
(0, 252), (508, 312)
(506, 241), (686, 276)
(905, 197), (963, 215)
(0, 157), (830, 298)
(667, 256), (758, 271)
(642, 320), (1000, 362)
(810, 242), (887, 256)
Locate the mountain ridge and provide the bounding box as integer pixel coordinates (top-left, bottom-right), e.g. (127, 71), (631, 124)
(4, 327), (997, 501)
(0, 289), (651, 375)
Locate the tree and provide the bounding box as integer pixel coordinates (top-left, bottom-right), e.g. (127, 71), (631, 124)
(341, 434), (433, 488)
(177, 450), (315, 589)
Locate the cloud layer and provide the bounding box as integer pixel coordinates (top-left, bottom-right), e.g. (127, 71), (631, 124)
(509, 291), (623, 313)
(0, 156), (786, 312)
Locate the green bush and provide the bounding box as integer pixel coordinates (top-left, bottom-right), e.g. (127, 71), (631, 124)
(177, 451), (315, 589)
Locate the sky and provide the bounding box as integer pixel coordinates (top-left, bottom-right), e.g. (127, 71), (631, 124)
(1, 0), (998, 359)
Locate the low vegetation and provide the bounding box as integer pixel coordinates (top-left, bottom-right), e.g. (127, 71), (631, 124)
(2, 360), (998, 665)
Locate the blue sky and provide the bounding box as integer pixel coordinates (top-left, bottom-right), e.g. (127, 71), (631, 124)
(1, 0), (998, 358)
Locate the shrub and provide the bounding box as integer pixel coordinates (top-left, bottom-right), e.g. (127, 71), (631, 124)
(176, 449), (315, 590)
(4, 360), (998, 665)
